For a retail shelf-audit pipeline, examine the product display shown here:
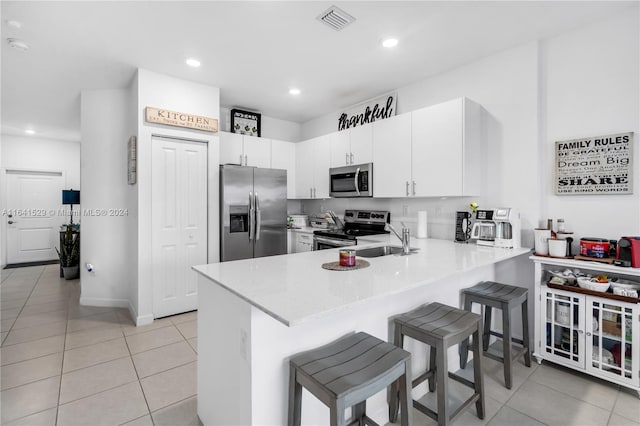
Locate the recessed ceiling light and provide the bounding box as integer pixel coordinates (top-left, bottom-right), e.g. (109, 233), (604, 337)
(25, 129), (36, 135)
(289, 88), (301, 96)
(7, 38), (29, 51)
(185, 58), (201, 67)
(382, 38), (398, 48)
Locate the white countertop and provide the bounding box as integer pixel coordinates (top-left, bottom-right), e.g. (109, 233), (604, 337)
(193, 239), (531, 327)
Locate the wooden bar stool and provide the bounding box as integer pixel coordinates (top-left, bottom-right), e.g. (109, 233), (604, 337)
(389, 302), (485, 426)
(459, 281), (531, 389)
(288, 331), (413, 426)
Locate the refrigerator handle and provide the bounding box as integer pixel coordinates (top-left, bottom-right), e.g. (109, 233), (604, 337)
(255, 192), (261, 241)
(248, 191), (255, 241)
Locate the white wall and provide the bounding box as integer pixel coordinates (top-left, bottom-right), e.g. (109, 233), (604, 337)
(0, 135), (81, 266)
(220, 107), (301, 142)
(80, 88), (137, 308)
(541, 10), (640, 240)
(136, 69), (220, 325)
(300, 8), (639, 249)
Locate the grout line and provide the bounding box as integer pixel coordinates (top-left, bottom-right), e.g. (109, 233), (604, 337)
(57, 377), (140, 408)
(123, 325), (154, 423)
(1, 344), (65, 367)
(149, 394), (197, 416)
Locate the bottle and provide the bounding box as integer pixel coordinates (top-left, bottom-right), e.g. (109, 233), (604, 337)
(547, 219), (557, 238)
(557, 219), (565, 233)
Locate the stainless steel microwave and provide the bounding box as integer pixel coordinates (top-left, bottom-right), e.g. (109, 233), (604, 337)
(329, 163), (373, 198)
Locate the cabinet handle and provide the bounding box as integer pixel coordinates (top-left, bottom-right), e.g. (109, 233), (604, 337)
(578, 330), (584, 334)
(405, 181), (409, 196)
(350, 153), (354, 164)
(345, 153), (349, 165)
(239, 155), (243, 165)
(313, 187), (316, 198)
(244, 155), (248, 166)
(412, 180), (416, 196)
(310, 188), (313, 198)
(586, 332), (592, 337)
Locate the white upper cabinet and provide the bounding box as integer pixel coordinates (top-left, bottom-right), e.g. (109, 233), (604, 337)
(295, 135), (331, 199)
(243, 135), (271, 168)
(271, 139), (296, 199)
(329, 125), (373, 168)
(411, 98), (482, 197)
(373, 113), (412, 197)
(349, 124), (373, 166)
(219, 132), (271, 168)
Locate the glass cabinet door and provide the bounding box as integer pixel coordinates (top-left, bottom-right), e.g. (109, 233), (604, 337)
(541, 288), (585, 369)
(587, 298), (637, 386)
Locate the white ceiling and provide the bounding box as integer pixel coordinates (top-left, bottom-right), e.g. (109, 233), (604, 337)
(1, 1), (636, 141)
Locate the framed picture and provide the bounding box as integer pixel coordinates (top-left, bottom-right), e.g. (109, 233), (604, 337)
(230, 109), (261, 137)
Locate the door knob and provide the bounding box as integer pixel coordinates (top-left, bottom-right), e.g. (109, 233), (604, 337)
(8, 220), (15, 224)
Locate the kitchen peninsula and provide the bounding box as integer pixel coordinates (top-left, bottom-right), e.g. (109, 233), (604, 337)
(193, 239), (530, 425)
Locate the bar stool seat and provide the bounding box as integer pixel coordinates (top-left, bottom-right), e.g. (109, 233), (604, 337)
(459, 281), (531, 389)
(289, 331), (413, 426)
(389, 302), (485, 426)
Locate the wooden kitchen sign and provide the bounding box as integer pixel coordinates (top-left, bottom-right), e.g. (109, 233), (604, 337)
(145, 107), (218, 133)
(555, 132), (633, 195)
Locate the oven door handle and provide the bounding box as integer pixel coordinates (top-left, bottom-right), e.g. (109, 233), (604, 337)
(354, 167), (361, 196)
(313, 236), (357, 247)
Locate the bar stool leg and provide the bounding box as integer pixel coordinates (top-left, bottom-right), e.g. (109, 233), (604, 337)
(459, 296), (472, 368)
(399, 358), (413, 426)
(389, 324), (404, 423)
(435, 342), (449, 426)
(288, 366), (302, 426)
(353, 401), (365, 426)
(483, 306), (492, 352)
(472, 322), (485, 419)
(522, 297), (532, 367)
(429, 347), (437, 392)
(501, 303), (513, 389)
(330, 398), (346, 426)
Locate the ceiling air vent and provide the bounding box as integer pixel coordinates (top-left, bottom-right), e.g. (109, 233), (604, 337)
(316, 5), (356, 31)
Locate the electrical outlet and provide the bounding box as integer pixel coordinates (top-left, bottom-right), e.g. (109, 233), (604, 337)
(402, 205), (409, 217)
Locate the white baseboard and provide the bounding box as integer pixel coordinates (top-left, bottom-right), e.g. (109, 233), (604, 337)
(135, 313), (154, 326)
(79, 297), (129, 308)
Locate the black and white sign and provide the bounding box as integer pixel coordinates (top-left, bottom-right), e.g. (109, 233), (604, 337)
(231, 109), (261, 137)
(555, 132), (633, 195)
(337, 92), (397, 131)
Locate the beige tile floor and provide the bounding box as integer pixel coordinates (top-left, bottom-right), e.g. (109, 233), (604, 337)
(2, 265), (640, 426)
(1, 265), (200, 426)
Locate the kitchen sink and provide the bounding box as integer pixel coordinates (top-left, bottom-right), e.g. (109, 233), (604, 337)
(355, 246), (417, 258)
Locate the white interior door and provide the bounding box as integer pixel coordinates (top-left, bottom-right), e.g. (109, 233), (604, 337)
(152, 136), (208, 318)
(6, 170), (64, 264)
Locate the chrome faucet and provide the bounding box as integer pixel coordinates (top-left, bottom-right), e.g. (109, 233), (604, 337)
(387, 223), (411, 255)
(326, 210), (344, 230)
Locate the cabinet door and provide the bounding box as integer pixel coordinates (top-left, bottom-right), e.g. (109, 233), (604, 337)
(313, 135), (331, 199)
(329, 130), (351, 168)
(540, 287), (585, 369)
(243, 135), (271, 168)
(411, 98), (463, 197)
(586, 298), (639, 387)
(373, 113), (412, 197)
(295, 233), (313, 252)
(271, 140), (296, 199)
(349, 124), (373, 166)
(295, 139), (314, 198)
(219, 132), (244, 165)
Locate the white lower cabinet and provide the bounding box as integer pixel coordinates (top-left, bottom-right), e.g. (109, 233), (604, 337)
(533, 257), (640, 395)
(294, 232), (313, 253)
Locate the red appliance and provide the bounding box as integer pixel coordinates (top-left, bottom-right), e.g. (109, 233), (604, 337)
(615, 237), (640, 268)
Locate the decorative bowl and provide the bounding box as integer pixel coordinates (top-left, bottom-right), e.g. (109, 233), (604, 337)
(577, 277), (610, 292)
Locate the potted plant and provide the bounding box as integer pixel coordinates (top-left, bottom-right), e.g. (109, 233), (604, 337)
(56, 224), (80, 279)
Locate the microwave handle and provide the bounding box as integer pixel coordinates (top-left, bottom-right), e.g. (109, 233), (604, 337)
(354, 167), (360, 196)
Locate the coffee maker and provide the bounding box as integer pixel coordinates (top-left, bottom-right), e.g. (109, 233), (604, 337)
(493, 208), (521, 249)
(471, 209), (496, 246)
(615, 237), (640, 267)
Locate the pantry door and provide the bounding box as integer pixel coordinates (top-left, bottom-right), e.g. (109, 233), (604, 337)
(5, 170), (64, 264)
(151, 136), (208, 318)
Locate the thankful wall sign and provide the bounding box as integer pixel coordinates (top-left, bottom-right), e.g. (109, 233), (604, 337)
(337, 93), (397, 131)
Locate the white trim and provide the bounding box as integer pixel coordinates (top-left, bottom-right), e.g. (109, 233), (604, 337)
(79, 296), (129, 308)
(136, 313), (155, 327)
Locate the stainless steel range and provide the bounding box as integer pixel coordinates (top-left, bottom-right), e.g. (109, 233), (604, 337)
(312, 209), (390, 250)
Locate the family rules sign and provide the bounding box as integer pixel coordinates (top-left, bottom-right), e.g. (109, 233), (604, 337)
(555, 132), (633, 195)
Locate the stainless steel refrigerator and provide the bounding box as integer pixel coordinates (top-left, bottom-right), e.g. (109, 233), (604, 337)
(220, 165), (288, 261)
